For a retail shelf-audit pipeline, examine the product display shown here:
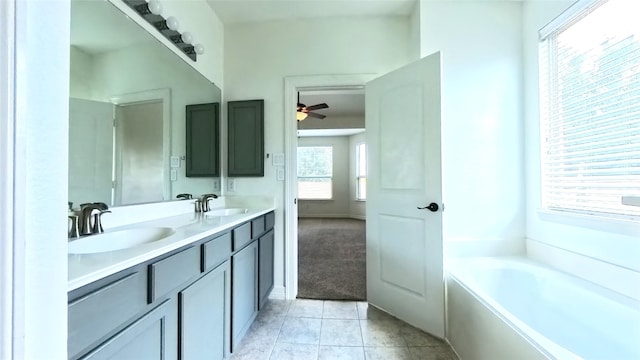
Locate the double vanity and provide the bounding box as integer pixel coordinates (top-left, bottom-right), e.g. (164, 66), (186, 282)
(68, 204), (275, 360)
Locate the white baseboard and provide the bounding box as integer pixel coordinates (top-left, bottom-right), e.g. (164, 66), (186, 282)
(268, 285), (286, 300)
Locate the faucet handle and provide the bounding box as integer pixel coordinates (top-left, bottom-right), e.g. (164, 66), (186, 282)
(194, 199), (203, 212)
(91, 210), (111, 234)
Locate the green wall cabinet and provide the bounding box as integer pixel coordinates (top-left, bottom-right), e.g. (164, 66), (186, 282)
(228, 100), (264, 177)
(186, 102), (220, 177)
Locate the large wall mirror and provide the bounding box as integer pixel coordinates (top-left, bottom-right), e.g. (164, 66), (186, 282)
(69, 0), (221, 207)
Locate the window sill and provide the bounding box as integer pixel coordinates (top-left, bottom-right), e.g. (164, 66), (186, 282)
(355, 199), (366, 202)
(537, 209), (640, 237)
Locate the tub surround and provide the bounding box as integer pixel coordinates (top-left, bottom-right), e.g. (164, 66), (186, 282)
(68, 196), (275, 291)
(527, 239), (640, 301)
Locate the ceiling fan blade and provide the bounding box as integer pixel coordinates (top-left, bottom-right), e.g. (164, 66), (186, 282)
(305, 103), (328, 111)
(306, 112), (326, 119)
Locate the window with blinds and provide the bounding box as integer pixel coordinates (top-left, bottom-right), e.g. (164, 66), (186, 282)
(356, 143), (367, 200)
(539, 0), (640, 220)
(297, 146), (333, 200)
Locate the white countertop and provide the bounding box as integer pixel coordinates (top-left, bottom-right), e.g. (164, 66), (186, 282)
(68, 206), (274, 292)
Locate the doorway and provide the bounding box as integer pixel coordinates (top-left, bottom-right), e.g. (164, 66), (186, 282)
(283, 74), (375, 300)
(295, 90), (367, 300)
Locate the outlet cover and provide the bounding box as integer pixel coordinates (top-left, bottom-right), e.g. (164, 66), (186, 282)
(227, 178), (236, 192)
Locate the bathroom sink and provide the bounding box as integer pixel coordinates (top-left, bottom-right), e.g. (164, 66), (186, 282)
(205, 208), (248, 217)
(68, 227), (175, 254)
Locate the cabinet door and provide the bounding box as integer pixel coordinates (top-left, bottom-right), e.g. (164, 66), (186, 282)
(231, 241), (258, 350)
(227, 100), (264, 177)
(186, 102), (220, 177)
(179, 260), (231, 360)
(258, 229), (274, 309)
(80, 298), (177, 360)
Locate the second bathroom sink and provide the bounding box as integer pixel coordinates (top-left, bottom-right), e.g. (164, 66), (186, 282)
(205, 208), (248, 217)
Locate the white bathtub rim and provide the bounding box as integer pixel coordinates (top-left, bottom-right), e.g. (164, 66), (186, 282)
(447, 257), (590, 360)
(447, 272), (574, 360)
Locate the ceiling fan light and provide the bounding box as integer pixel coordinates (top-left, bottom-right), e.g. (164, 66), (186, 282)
(296, 112), (308, 121)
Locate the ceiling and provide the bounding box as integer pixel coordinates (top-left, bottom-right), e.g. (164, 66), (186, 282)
(299, 89), (365, 119)
(71, 0), (150, 55)
(206, 0), (417, 24)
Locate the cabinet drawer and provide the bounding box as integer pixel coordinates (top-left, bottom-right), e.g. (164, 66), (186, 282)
(232, 222), (252, 251)
(265, 212), (275, 230)
(149, 246), (200, 303)
(68, 271), (147, 358)
(251, 216), (265, 238)
(202, 232), (231, 272)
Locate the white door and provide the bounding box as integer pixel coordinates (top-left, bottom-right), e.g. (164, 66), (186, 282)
(114, 101), (164, 205)
(366, 52), (444, 337)
(69, 98), (114, 206)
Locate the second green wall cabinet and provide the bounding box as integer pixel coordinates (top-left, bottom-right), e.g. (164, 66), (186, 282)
(228, 100), (264, 177)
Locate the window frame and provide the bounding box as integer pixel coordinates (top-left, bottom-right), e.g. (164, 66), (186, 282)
(537, 0), (640, 226)
(355, 143), (367, 201)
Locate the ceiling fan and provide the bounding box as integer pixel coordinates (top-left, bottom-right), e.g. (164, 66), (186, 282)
(297, 92), (329, 121)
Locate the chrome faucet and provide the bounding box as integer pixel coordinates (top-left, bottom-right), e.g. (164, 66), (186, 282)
(79, 202), (111, 236)
(199, 194), (218, 212)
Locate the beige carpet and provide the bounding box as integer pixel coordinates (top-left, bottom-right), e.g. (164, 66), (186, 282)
(297, 218), (366, 301)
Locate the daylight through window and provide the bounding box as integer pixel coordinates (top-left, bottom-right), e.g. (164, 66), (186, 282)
(356, 143), (367, 200)
(539, 0), (640, 219)
(297, 146), (333, 200)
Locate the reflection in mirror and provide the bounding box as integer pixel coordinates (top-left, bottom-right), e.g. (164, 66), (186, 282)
(69, 0), (221, 207)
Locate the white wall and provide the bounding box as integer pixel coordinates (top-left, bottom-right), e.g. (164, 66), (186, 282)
(13, 1), (69, 358)
(69, 46), (93, 99)
(419, 2), (525, 256)
(298, 115), (364, 130)
(522, 1), (640, 301)
(109, 0), (224, 87)
(224, 16), (412, 293)
(73, 42), (220, 199)
(349, 132), (366, 219)
(298, 136), (350, 218)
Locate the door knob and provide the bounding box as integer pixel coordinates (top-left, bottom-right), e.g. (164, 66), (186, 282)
(417, 203), (439, 212)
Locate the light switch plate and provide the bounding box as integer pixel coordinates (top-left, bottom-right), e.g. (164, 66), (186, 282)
(170, 156), (180, 168)
(272, 153), (285, 166)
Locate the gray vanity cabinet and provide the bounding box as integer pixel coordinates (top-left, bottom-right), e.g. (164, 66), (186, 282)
(79, 298), (177, 360)
(227, 100), (264, 177)
(258, 229), (275, 309)
(69, 212), (275, 360)
(231, 241), (259, 350)
(179, 260), (231, 360)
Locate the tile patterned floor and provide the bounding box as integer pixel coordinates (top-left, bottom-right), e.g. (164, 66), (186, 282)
(230, 299), (457, 360)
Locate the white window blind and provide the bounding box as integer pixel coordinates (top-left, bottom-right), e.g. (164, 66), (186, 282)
(297, 146), (333, 200)
(539, 0), (640, 219)
(356, 143), (367, 200)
